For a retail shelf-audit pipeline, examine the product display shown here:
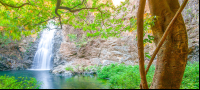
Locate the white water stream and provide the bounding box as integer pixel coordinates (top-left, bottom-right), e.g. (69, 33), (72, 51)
(31, 21), (56, 70)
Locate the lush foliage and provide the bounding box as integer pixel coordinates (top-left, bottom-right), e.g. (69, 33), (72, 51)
(65, 66), (74, 72)
(68, 34), (77, 42)
(97, 62), (199, 89)
(0, 0), (57, 44)
(0, 0), (154, 46)
(97, 63), (155, 89)
(0, 75), (41, 89)
(180, 61), (199, 89)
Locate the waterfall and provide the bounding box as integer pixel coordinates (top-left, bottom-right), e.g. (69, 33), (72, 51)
(31, 21), (56, 70)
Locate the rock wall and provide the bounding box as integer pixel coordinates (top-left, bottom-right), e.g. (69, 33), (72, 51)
(52, 29), (63, 68)
(0, 54), (29, 70)
(22, 34), (41, 69)
(0, 34), (38, 70)
(51, 25), (156, 75)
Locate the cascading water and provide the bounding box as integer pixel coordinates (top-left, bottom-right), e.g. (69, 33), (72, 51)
(31, 21), (56, 70)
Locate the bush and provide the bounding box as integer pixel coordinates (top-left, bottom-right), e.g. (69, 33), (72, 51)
(65, 66), (74, 72)
(97, 63), (155, 89)
(75, 34), (88, 48)
(97, 62), (199, 89)
(0, 75), (41, 89)
(68, 34), (77, 42)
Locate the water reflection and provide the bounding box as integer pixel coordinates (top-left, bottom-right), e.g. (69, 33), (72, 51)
(34, 70), (53, 89)
(0, 70), (108, 89)
(61, 75), (108, 89)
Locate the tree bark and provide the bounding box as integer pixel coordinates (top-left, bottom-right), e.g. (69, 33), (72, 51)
(148, 0), (188, 89)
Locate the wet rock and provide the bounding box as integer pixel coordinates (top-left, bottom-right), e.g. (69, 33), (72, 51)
(0, 54), (29, 71)
(0, 57), (12, 71)
(82, 71), (96, 75)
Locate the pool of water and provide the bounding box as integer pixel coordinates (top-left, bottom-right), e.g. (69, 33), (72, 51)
(0, 70), (109, 89)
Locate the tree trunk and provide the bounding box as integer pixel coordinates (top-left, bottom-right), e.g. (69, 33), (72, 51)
(148, 0), (188, 89)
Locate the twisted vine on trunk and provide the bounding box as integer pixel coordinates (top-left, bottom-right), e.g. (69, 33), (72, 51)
(137, 0), (148, 89)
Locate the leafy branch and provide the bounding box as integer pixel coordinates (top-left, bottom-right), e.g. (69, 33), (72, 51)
(55, 0), (107, 29)
(0, 0), (31, 8)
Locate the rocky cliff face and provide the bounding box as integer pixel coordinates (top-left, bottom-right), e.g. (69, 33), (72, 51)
(51, 26), (156, 75)
(0, 33), (39, 70)
(22, 34), (41, 69)
(52, 29), (63, 68)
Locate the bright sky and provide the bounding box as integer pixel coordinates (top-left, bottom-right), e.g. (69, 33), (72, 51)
(112, 0), (125, 6)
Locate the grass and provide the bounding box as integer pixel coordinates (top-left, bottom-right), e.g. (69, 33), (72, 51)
(0, 75), (41, 89)
(97, 62), (199, 89)
(180, 61), (199, 89)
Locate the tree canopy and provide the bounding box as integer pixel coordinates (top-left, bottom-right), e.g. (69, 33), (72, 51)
(0, 0), (153, 45)
(0, 0), (57, 44)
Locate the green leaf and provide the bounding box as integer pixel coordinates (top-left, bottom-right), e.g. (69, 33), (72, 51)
(145, 53), (151, 59)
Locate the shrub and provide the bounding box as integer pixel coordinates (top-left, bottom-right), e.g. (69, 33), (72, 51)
(65, 66), (74, 72)
(97, 63), (155, 89)
(75, 34), (88, 48)
(97, 62), (199, 89)
(68, 34), (77, 42)
(84, 67), (89, 71)
(0, 75), (41, 89)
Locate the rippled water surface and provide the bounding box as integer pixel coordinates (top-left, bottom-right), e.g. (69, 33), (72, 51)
(0, 70), (109, 89)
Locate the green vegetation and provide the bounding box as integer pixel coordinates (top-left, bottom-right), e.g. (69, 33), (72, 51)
(180, 61), (199, 89)
(97, 62), (199, 89)
(97, 63), (154, 89)
(68, 34), (77, 42)
(65, 66), (74, 72)
(0, 75), (41, 89)
(68, 33), (88, 48)
(0, 0), (154, 47)
(84, 65), (98, 71)
(0, 0), (57, 43)
(75, 34), (88, 48)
